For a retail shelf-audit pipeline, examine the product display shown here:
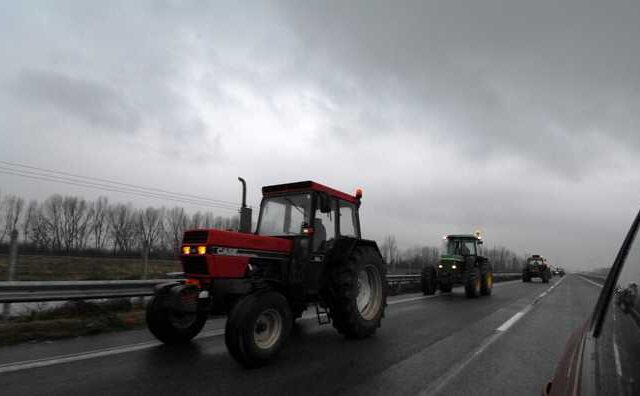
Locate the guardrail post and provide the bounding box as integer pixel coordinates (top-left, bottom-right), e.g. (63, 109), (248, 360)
(2, 230), (19, 318)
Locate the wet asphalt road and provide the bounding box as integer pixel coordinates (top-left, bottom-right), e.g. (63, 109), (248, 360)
(0, 275), (600, 396)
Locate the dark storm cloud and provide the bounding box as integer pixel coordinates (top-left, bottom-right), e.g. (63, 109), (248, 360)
(275, 0), (640, 177)
(9, 69), (140, 132)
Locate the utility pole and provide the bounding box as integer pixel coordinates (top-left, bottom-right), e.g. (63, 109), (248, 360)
(2, 229), (19, 318)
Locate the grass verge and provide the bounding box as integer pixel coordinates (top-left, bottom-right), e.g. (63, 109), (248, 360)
(0, 299), (147, 346)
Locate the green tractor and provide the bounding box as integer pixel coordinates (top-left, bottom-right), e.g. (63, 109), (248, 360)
(421, 234), (493, 298)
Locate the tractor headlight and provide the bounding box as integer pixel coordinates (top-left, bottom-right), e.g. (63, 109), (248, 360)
(452, 265), (457, 269)
(182, 246), (191, 255)
(197, 246), (207, 255)
(438, 264), (443, 269)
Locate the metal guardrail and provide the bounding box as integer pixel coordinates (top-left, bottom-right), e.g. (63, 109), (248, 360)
(0, 273), (524, 303)
(0, 280), (167, 303)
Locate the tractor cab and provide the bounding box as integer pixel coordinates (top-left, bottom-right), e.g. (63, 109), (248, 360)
(256, 181), (362, 250)
(441, 234), (483, 258)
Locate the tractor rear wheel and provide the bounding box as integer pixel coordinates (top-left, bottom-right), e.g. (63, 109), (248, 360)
(225, 291), (292, 369)
(464, 268), (481, 298)
(421, 266), (437, 295)
(329, 245), (386, 339)
(480, 271), (493, 296)
(146, 294), (207, 345)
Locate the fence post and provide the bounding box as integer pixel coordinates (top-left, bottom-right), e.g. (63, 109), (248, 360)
(2, 229), (19, 318)
(142, 241), (149, 280)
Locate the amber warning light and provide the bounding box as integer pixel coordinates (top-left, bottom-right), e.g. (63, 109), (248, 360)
(355, 188), (363, 200)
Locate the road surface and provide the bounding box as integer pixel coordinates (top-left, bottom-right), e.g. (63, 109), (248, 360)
(0, 275), (601, 395)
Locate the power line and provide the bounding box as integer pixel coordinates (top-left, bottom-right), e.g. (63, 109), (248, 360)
(0, 167), (240, 212)
(0, 159), (242, 208)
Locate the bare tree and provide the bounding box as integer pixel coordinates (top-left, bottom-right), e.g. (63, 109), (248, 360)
(137, 207), (164, 253)
(21, 200), (37, 243)
(107, 203), (135, 254)
(190, 211), (204, 229)
(380, 235), (398, 272)
(41, 195), (64, 251)
(136, 207), (164, 278)
(88, 197), (110, 250)
(164, 207), (188, 255)
(60, 196), (90, 251)
(1, 195), (24, 243)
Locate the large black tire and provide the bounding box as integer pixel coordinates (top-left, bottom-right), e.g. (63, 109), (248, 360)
(542, 273), (550, 283)
(464, 268), (481, 298)
(146, 294), (207, 344)
(224, 291), (292, 369)
(439, 282), (453, 293)
(480, 271), (493, 296)
(421, 266), (437, 295)
(329, 245), (387, 339)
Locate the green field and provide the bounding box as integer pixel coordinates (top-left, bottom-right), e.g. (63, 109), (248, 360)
(0, 254), (181, 281)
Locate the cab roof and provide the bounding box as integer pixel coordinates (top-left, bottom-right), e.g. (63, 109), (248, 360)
(262, 180), (358, 204)
(445, 234), (481, 240)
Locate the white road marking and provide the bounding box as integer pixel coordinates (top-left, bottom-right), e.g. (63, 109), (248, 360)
(496, 310), (527, 332)
(578, 276), (604, 288)
(420, 276), (566, 396)
(0, 329), (225, 375)
(388, 294), (440, 305)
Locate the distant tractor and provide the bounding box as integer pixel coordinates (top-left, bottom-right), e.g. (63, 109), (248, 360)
(146, 180), (387, 368)
(522, 254), (551, 283)
(552, 266), (566, 277)
(421, 234), (493, 298)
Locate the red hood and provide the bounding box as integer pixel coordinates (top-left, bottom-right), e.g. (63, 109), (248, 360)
(194, 229), (293, 253)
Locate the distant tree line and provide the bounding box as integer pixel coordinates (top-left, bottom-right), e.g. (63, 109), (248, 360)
(0, 192), (239, 257)
(381, 235), (526, 273)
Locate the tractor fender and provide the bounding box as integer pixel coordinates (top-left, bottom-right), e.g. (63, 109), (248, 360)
(324, 237), (383, 269)
(153, 281), (182, 296)
(153, 282), (200, 313)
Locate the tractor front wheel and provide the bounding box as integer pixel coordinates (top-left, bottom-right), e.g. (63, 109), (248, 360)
(421, 266), (437, 295)
(329, 245), (387, 339)
(146, 294), (207, 345)
(224, 291), (292, 369)
(464, 268), (481, 298)
(480, 271), (493, 296)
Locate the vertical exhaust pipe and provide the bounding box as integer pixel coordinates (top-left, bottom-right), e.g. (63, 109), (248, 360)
(238, 177), (252, 233)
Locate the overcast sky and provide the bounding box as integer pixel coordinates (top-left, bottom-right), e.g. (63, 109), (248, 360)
(1, 1), (639, 270)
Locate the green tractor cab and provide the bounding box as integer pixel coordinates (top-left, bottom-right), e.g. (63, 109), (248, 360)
(421, 234), (493, 298)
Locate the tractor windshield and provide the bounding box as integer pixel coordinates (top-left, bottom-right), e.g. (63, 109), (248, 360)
(442, 239), (476, 256)
(257, 194), (312, 236)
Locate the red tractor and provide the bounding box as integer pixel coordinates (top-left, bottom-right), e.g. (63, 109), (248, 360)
(146, 180), (387, 367)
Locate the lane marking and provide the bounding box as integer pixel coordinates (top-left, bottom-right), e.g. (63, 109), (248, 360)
(0, 329), (224, 375)
(0, 279), (524, 374)
(578, 276), (604, 288)
(420, 276), (566, 396)
(496, 310), (528, 332)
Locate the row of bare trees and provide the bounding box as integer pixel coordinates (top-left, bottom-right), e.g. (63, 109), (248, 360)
(381, 234), (526, 274)
(0, 192), (239, 257)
